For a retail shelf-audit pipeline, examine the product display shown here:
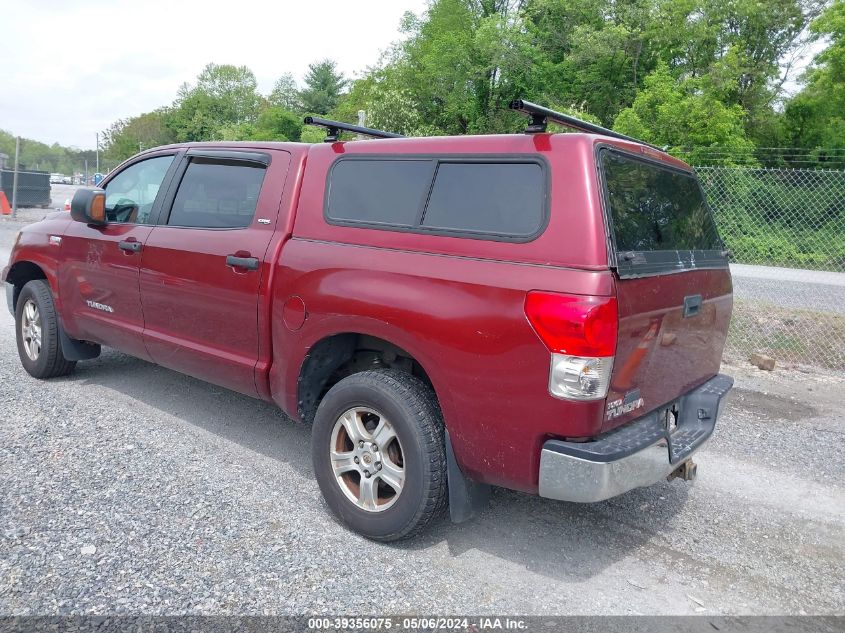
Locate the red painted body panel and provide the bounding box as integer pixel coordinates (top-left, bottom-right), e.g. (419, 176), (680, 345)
(3, 214), (71, 310)
(59, 222), (153, 360)
(254, 148), (309, 401)
(138, 149), (292, 397)
(605, 270), (732, 431)
(269, 238), (614, 492)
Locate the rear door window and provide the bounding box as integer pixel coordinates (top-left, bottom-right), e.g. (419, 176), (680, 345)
(168, 158), (266, 229)
(601, 149), (726, 277)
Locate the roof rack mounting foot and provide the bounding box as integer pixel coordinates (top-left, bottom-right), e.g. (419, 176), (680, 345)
(509, 98), (662, 151)
(525, 113), (547, 134)
(303, 116), (405, 142)
(323, 125), (341, 143)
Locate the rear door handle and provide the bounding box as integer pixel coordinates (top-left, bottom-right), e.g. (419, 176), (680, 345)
(226, 255), (259, 271)
(118, 240), (142, 253)
(683, 294), (702, 318)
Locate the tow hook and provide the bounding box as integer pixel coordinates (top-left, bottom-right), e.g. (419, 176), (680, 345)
(668, 459), (697, 482)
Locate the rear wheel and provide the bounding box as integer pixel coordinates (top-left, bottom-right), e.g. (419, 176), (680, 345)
(15, 280), (76, 378)
(311, 369), (447, 541)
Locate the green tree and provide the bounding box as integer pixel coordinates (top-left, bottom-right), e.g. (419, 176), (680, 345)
(102, 109), (177, 163)
(300, 125), (329, 143)
(783, 0), (845, 162)
(269, 72), (302, 112)
(0, 130), (98, 174)
(252, 107), (302, 141)
(347, 0), (535, 135)
(215, 106), (303, 142)
(613, 63), (756, 164)
(168, 64), (262, 141)
(194, 63), (262, 124)
(300, 60), (347, 115)
(525, 0), (656, 126)
(89, 0), (836, 164)
(696, 0), (822, 142)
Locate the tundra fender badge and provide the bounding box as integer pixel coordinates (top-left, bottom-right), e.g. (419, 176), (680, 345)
(86, 300), (114, 313)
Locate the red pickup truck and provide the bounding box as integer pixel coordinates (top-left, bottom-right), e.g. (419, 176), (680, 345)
(3, 103), (733, 541)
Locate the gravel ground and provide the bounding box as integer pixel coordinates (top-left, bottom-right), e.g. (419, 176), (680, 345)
(0, 220), (843, 617)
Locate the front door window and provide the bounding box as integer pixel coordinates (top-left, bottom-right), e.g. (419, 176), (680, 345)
(103, 155), (174, 224)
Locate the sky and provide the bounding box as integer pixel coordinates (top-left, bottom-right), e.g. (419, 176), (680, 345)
(1, 0), (428, 149)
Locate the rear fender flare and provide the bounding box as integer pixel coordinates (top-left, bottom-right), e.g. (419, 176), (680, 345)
(281, 315), (452, 421)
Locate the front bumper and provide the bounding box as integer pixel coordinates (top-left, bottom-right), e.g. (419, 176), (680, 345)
(539, 373), (733, 503)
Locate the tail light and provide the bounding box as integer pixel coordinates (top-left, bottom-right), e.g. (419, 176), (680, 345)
(525, 291), (618, 401)
(64, 199), (71, 212)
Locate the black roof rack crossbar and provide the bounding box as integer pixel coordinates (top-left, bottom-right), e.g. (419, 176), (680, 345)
(509, 99), (662, 151)
(303, 116), (405, 142)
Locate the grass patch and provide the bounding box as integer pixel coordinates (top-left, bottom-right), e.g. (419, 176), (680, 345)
(727, 299), (845, 370)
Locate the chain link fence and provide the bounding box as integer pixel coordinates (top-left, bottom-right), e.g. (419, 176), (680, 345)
(697, 166), (845, 371)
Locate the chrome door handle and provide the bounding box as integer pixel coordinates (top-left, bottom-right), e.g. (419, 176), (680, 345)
(118, 240), (142, 253)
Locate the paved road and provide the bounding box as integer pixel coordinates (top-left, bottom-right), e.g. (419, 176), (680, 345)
(732, 263), (845, 287)
(731, 263), (845, 316)
(44, 184), (81, 211)
(0, 229), (843, 616)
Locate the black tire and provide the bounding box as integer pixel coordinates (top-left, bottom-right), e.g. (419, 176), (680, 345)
(15, 280), (76, 379)
(311, 369), (447, 541)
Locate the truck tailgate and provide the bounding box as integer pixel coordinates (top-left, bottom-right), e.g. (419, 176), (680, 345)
(604, 268), (732, 431)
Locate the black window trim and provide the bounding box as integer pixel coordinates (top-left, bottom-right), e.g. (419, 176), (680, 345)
(323, 153), (551, 243)
(185, 148), (272, 166)
(595, 145), (728, 279)
(98, 151), (184, 227)
(158, 151), (271, 230)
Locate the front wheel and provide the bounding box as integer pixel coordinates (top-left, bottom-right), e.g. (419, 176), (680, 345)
(15, 280), (76, 379)
(311, 369), (447, 541)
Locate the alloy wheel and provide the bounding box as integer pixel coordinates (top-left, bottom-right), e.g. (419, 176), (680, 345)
(329, 407), (405, 512)
(20, 299), (42, 361)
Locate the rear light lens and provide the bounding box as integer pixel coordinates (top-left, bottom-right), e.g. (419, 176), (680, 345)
(525, 292), (618, 401)
(549, 354), (613, 400)
(525, 292), (618, 356)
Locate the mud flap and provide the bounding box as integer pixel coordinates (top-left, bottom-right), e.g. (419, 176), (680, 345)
(445, 429), (491, 523)
(58, 319), (101, 361)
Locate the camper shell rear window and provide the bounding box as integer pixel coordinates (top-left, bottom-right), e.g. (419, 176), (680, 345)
(599, 148), (728, 278)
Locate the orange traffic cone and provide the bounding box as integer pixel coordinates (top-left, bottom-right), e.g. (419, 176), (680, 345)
(0, 191), (11, 215)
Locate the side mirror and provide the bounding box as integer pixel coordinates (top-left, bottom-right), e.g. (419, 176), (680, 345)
(70, 188), (107, 226)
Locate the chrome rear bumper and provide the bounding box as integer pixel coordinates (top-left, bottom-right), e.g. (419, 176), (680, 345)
(539, 374), (733, 503)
